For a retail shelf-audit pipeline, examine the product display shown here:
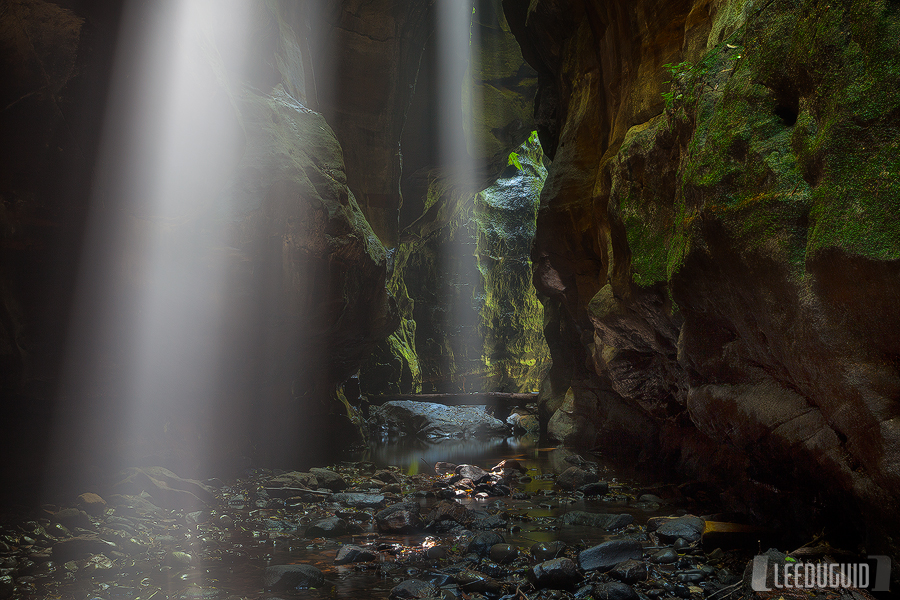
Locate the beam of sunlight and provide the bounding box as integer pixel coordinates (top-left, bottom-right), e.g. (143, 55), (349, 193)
(437, 0), (484, 395)
(51, 0), (251, 485)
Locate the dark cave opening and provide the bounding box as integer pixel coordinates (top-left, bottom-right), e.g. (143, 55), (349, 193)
(774, 104), (798, 127)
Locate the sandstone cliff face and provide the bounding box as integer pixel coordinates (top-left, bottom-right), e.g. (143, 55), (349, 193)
(510, 0), (900, 547)
(313, 0), (434, 247)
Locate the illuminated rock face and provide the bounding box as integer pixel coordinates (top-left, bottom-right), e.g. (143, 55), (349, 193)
(360, 0), (548, 396)
(361, 135), (549, 395)
(509, 0), (900, 549)
(213, 84), (397, 463)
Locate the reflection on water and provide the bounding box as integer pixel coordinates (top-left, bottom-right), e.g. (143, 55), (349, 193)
(345, 435), (670, 553)
(26, 435), (696, 600)
(353, 435), (541, 474)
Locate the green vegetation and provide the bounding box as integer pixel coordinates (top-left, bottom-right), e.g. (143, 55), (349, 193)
(508, 151), (523, 170)
(362, 133), (549, 393)
(621, 0), (900, 294)
(474, 132), (550, 391)
(661, 61), (693, 111)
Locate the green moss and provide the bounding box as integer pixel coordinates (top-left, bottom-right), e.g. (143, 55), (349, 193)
(363, 134), (549, 393)
(614, 119), (675, 287)
(359, 242), (422, 394)
(617, 1), (900, 294)
(744, 0), (900, 261)
(652, 0), (900, 292)
(474, 134), (550, 391)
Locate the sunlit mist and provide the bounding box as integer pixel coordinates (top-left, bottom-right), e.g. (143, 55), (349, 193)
(52, 0), (251, 479)
(437, 0), (483, 393)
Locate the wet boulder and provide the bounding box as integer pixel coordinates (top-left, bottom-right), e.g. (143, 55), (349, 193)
(371, 401), (508, 439)
(467, 531), (505, 557)
(434, 462), (457, 476)
(556, 466), (599, 490)
(306, 516), (347, 538)
(372, 470), (402, 485)
(507, 412), (540, 434)
(111, 467), (214, 510)
(425, 500), (475, 526)
(649, 548), (678, 564)
(578, 540), (643, 572)
(489, 543), (519, 564)
(331, 493), (386, 509)
(532, 541), (567, 561)
(593, 581), (639, 600)
(608, 559), (648, 583)
(456, 464), (491, 482)
(75, 493), (107, 516)
(308, 468), (347, 491)
(389, 579), (440, 599)
(472, 513), (507, 529)
(334, 544), (378, 565)
(265, 471), (319, 489)
(375, 502), (423, 533)
(263, 564), (324, 590)
(655, 515), (705, 543)
(530, 558), (581, 589)
(579, 481), (610, 496)
(50, 508), (93, 531)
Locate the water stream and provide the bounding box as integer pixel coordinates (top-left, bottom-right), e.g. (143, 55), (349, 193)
(6, 437), (724, 600)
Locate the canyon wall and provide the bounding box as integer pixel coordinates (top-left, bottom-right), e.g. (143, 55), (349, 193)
(0, 0), (546, 483)
(507, 0), (900, 550)
(360, 0), (550, 396)
(0, 0), (410, 478)
(361, 135), (549, 395)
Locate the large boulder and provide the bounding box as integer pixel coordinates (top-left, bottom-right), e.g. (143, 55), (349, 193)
(578, 540), (643, 572)
(375, 502), (424, 533)
(111, 467), (214, 510)
(530, 558), (581, 589)
(370, 401), (508, 439)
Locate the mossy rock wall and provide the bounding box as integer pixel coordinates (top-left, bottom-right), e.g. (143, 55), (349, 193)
(361, 136), (550, 394)
(464, 0), (540, 171)
(512, 0), (900, 553)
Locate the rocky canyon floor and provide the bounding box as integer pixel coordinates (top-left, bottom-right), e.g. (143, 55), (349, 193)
(0, 441), (881, 600)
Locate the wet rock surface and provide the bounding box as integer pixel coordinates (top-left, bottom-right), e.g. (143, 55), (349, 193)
(513, 0), (900, 554)
(370, 401), (510, 439)
(0, 448), (874, 599)
(263, 564), (325, 590)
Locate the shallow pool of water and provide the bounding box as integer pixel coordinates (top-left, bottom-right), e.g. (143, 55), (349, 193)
(10, 437), (708, 600)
